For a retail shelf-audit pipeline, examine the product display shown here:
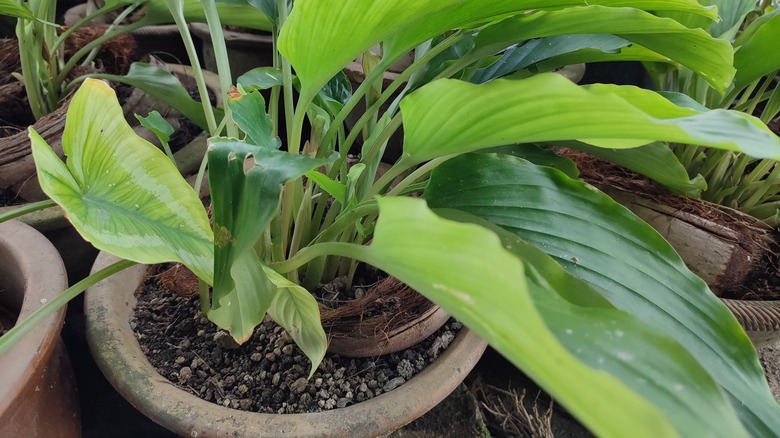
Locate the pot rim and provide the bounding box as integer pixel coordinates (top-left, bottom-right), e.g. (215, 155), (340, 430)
(0, 219), (68, 413)
(85, 251), (487, 438)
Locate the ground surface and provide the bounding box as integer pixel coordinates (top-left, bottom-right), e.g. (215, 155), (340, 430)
(760, 341), (780, 403)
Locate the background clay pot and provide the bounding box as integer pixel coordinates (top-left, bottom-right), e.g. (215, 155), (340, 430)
(604, 185), (780, 347)
(85, 251), (487, 437)
(0, 220), (80, 437)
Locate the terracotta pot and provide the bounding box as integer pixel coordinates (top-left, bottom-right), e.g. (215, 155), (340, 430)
(85, 252), (487, 437)
(0, 220), (80, 437)
(604, 184), (780, 347)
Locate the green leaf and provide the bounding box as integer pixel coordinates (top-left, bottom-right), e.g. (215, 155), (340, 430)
(0, 0), (36, 21)
(226, 89), (281, 149)
(92, 62), (221, 131)
(207, 138), (327, 342)
(237, 67), (285, 91)
(347, 197), (677, 438)
(471, 34), (629, 84)
(487, 144), (580, 179)
(305, 171), (346, 204)
(562, 141), (706, 197)
(659, 1), (755, 39)
(399, 74), (780, 165)
(208, 250), (276, 344)
(29, 79), (213, 283)
(136, 110), (174, 144)
(264, 265), (327, 377)
(279, 0), (714, 99)
(425, 153), (780, 436)
(733, 10), (780, 91)
(313, 71), (353, 118)
(471, 6), (734, 93)
(435, 208), (748, 437)
(534, 44), (671, 73)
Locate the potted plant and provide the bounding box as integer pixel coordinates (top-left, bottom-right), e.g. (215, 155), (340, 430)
(6, 0), (780, 436)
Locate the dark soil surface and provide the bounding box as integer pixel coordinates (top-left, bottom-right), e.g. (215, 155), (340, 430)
(132, 266), (461, 415)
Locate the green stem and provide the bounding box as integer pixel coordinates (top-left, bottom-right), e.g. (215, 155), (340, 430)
(322, 31), (465, 156)
(199, 279), (210, 316)
(0, 259), (137, 355)
(386, 156), (451, 197)
(51, 4), (124, 54)
(0, 199), (57, 223)
(80, 4), (139, 68)
(366, 157), (415, 199)
(201, 0), (236, 137)
(17, 19), (46, 119)
(161, 2), (218, 135)
(54, 21), (145, 93)
(271, 242), (361, 274)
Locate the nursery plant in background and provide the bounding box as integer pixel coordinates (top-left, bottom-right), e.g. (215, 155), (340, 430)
(0, 0), (270, 200)
(4, 0), (780, 436)
(645, 1), (780, 225)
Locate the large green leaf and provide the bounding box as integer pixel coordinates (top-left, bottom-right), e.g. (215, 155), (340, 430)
(733, 9), (780, 91)
(207, 138), (326, 342)
(425, 153), (780, 436)
(345, 197), (676, 438)
(91, 62), (220, 131)
(471, 6), (734, 92)
(29, 79), (213, 282)
(399, 74), (780, 165)
(278, 0), (714, 99)
(435, 208), (747, 437)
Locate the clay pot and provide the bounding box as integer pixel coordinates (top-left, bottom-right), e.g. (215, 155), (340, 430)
(604, 185), (780, 347)
(85, 252), (487, 437)
(0, 220), (80, 437)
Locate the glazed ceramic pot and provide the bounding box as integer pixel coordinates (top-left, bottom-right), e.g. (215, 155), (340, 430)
(0, 220), (80, 437)
(85, 251), (487, 437)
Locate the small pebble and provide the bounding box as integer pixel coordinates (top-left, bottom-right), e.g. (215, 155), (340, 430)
(178, 367), (192, 382)
(383, 376), (406, 392)
(290, 377), (308, 395)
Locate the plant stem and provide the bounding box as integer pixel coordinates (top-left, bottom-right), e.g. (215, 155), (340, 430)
(17, 19), (46, 119)
(51, 4), (124, 54)
(322, 31), (465, 157)
(0, 259), (137, 355)
(386, 156), (451, 197)
(0, 199), (57, 223)
(270, 242), (361, 274)
(54, 20), (146, 93)
(201, 0), (237, 137)
(80, 4), (139, 68)
(159, 1), (219, 136)
(199, 279), (210, 316)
